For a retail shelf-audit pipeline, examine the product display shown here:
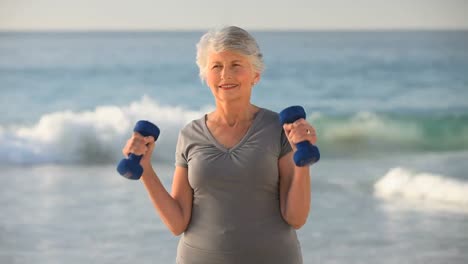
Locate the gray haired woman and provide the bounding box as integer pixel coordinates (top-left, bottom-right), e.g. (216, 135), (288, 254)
(122, 26), (317, 264)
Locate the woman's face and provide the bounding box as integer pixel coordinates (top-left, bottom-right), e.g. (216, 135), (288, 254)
(205, 50), (260, 104)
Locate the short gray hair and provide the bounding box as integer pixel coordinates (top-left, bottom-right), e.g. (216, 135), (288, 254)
(196, 26), (264, 82)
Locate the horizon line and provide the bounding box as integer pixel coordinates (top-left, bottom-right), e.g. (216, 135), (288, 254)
(1, 27), (468, 33)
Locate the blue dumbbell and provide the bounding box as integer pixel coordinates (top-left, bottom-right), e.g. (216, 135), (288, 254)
(117, 120), (160, 180)
(279, 106), (320, 166)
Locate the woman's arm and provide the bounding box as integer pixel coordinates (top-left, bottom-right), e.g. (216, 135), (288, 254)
(123, 134), (193, 236)
(278, 153), (311, 229)
(279, 118), (317, 229)
(140, 166), (193, 236)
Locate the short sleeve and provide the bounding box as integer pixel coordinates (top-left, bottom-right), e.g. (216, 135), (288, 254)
(175, 131), (188, 168)
(279, 129), (293, 158)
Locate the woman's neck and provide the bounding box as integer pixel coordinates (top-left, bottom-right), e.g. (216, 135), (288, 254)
(210, 101), (258, 127)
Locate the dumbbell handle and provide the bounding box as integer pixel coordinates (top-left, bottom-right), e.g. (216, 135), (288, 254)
(127, 151), (143, 164)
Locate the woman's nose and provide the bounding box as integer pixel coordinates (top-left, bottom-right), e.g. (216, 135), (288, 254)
(221, 68), (232, 80)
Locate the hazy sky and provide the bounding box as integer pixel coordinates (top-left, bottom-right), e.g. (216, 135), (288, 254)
(1, 0), (467, 30)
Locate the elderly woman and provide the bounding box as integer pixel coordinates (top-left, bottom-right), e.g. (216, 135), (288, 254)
(122, 26), (317, 264)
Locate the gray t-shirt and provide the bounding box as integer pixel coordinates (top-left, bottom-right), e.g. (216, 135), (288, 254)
(175, 107), (302, 264)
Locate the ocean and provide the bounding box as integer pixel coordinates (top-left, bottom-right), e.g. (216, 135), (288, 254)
(1, 30), (468, 263)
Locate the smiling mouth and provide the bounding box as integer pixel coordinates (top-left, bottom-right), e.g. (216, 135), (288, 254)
(219, 84), (239, 90)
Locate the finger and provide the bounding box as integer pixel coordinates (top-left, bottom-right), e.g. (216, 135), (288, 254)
(296, 122), (316, 134)
(129, 139), (147, 155)
(291, 123), (308, 134)
(305, 127), (317, 143)
(123, 138), (134, 157)
(141, 141), (156, 163)
(309, 135), (317, 145)
(283, 123), (293, 131)
(148, 139), (156, 149)
(290, 126), (315, 144)
(305, 127), (316, 136)
(132, 132), (144, 140)
(288, 128), (301, 144)
(146, 140), (156, 154)
(130, 139), (143, 149)
(293, 118), (306, 127)
(144, 136), (155, 145)
(122, 145), (130, 158)
(130, 133), (146, 146)
(283, 124), (293, 136)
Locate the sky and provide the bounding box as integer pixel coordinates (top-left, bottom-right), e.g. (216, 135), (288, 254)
(0, 0), (467, 31)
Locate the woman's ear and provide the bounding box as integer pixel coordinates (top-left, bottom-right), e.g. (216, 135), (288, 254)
(253, 72), (261, 85)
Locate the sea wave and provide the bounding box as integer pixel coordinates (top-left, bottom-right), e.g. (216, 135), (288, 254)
(312, 111), (468, 157)
(374, 167), (468, 211)
(0, 96), (210, 165)
(1, 96), (468, 165)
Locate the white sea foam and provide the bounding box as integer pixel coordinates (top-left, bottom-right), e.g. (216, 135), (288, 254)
(374, 167), (468, 210)
(0, 96), (212, 165)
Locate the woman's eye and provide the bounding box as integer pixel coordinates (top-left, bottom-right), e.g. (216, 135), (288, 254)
(212, 65), (221, 69)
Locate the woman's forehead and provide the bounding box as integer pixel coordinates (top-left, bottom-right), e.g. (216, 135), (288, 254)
(207, 50), (248, 63)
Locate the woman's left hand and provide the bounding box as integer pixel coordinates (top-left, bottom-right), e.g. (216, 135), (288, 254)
(283, 118), (317, 152)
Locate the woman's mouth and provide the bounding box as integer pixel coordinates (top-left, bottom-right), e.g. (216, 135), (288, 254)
(219, 84), (239, 90)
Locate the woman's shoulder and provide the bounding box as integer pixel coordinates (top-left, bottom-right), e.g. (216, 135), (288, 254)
(178, 115), (206, 137)
(257, 107), (281, 124)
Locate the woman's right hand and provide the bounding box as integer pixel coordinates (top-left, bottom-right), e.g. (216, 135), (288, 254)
(122, 132), (156, 168)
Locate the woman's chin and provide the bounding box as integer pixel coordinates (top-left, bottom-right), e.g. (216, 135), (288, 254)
(216, 94), (243, 103)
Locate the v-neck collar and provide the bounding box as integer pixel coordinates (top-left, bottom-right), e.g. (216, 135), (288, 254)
(202, 108), (265, 153)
